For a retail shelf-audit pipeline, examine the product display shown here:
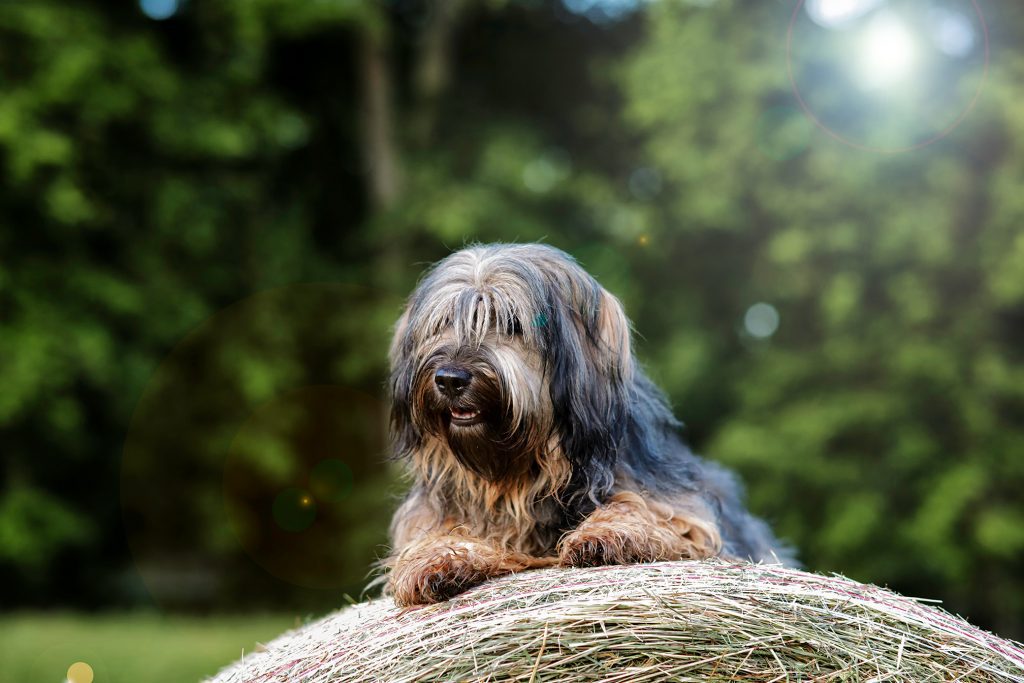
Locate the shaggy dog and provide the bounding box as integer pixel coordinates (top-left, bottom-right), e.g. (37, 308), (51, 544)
(384, 243), (791, 606)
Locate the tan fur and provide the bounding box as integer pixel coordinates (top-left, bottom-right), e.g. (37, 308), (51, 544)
(385, 429), (574, 606)
(386, 477), (564, 606)
(387, 531), (558, 606)
(405, 435), (571, 554)
(386, 473), (722, 606)
(558, 491), (722, 567)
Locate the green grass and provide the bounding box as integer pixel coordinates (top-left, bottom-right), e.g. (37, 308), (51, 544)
(0, 612), (298, 683)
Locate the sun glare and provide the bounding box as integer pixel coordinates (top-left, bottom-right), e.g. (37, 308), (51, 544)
(857, 15), (919, 90)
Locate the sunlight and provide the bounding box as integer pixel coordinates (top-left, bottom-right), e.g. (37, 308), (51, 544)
(857, 14), (919, 90)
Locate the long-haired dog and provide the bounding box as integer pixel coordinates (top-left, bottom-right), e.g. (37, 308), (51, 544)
(384, 243), (791, 606)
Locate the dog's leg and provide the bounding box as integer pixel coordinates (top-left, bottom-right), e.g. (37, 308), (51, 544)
(558, 491), (722, 567)
(384, 493), (555, 606)
(388, 532), (556, 606)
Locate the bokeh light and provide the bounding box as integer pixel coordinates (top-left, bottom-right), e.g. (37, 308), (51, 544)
(522, 150), (572, 193)
(744, 303), (781, 339)
(562, 0), (650, 22)
(929, 7), (976, 57)
(66, 662), (94, 683)
(806, 0), (882, 29)
(139, 0), (180, 21)
(628, 167), (662, 200)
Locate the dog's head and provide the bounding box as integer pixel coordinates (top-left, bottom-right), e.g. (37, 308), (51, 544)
(389, 244), (634, 494)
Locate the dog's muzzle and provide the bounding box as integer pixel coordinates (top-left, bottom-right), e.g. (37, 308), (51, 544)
(434, 365), (483, 426)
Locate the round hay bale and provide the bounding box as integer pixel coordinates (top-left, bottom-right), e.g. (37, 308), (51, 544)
(209, 560), (1024, 682)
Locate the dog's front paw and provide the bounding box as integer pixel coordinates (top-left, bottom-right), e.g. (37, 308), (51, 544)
(558, 532), (610, 567)
(558, 527), (658, 567)
(389, 543), (491, 606)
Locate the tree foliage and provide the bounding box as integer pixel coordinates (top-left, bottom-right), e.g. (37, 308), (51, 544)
(0, 0), (1020, 636)
(620, 0), (1024, 634)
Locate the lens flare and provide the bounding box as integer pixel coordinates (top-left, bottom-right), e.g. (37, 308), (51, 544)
(309, 459), (354, 503)
(789, 0), (990, 153)
(857, 15), (918, 90)
(272, 488), (317, 533)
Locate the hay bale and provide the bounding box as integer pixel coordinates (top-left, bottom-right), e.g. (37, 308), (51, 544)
(209, 560), (1024, 682)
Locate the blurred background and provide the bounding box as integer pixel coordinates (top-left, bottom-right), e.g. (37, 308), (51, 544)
(1, 0), (1022, 680)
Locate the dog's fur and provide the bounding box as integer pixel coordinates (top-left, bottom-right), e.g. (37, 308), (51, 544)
(384, 243), (791, 606)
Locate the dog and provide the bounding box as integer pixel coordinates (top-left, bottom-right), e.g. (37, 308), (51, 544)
(383, 243), (791, 606)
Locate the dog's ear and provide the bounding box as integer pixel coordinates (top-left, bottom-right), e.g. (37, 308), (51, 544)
(545, 279), (634, 511)
(388, 306), (420, 458)
(592, 290), (633, 381)
(388, 307), (411, 367)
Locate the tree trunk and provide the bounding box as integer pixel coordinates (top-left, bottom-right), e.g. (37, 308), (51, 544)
(358, 25), (402, 211)
(410, 0), (469, 147)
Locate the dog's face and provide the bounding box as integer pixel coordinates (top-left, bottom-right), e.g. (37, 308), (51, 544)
(389, 244), (634, 490)
(401, 317), (549, 481)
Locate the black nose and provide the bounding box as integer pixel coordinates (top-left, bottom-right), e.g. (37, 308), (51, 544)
(435, 367), (472, 398)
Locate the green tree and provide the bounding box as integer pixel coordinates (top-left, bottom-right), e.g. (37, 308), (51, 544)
(619, 0), (1024, 635)
(2, 0), (1021, 641)
(0, 0), (394, 608)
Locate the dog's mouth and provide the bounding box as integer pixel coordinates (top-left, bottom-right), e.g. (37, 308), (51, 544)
(449, 407), (482, 426)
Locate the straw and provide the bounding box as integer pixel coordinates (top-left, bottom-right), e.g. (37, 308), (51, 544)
(208, 559), (1024, 682)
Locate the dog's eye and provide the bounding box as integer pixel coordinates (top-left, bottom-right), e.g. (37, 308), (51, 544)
(505, 317), (523, 336)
